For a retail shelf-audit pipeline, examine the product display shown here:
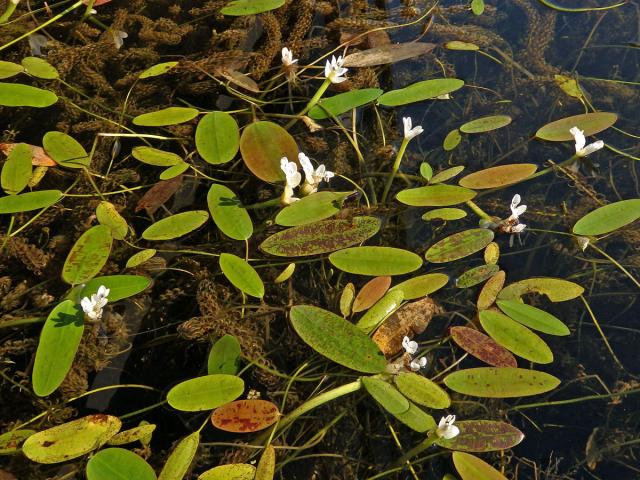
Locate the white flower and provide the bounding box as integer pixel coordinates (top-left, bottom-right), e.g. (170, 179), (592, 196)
(80, 285), (110, 321)
(324, 55), (348, 84)
(436, 415), (460, 439)
(570, 126), (604, 157)
(403, 117), (423, 141)
(299, 152), (334, 194)
(281, 47), (298, 67)
(409, 356), (427, 371)
(402, 335), (418, 355)
(503, 194), (527, 233)
(112, 30), (128, 50)
(28, 34), (48, 57)
(280, 157), (301, 205)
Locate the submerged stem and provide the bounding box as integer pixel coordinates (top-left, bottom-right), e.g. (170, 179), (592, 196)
(285, 77), (331, 129)
(381, 138), (409, 203)
(393, 432), (438, 468)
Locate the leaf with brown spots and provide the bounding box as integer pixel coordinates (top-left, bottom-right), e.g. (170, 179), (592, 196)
(436, 420), (524, 452)
(477, 270), (506, 310)
(450, 326), (517, 368)
(352, 276), (391, 313)
(135, 174), (183, 214)
(211, 400), (280, 433)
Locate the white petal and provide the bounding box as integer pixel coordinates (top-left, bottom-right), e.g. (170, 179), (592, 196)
(510, 194), (521, 210)
(330, 75), (347, 84)
(570, 126), (586, 152)
(442, 425), (460, 439)
(582, 140), (604, 156)
(512, 223), (526, 233)
(324, 59), (332, 79)
(323, 170), (335, 182)
(403, 117), (412, 137)
(80, 297), (93, 314)
(438, 416), (447, 429)
(298, 153), (314, 181)
(512, 205), (527, 217)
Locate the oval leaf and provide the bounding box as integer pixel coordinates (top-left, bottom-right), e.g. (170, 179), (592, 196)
(240, 121), (297, 182)
(132, 146), (183, 166)
(356, 290), (404, 333)
(378, 78), (464, 107)
(497, 277), (584, 302)
(535, 112), (617, 141)
(208, 334), (241, 375)
(96, 201), (128, 240)
(460, 115), (512, 134)
(62, 225), (113, 284)
(126, 249), (157, 269)
(108, 424), (157, 446)
(43, 131), (90, 169)
(81, 275), (151, 302)
(390, 273), (449, 300)
(352, 276), (391, 313)
(255, 445), (275, 480)
(430, 166), (465, 184)
(496, 300), (570, 336)
(21, 57), (59, 79)
(0, 61), (24, 79)
(207, 184), (252, 240)
(142, 211), (209, 241)
(219, 253), (264, 298)
(139, 61), (178, 79)
(422, 208), (467, 222)
(133, 107), (198, 127)
(436, 420), (524, 452)
(443, 129), (462, 151)
(426, 229), (494, 263)
(329, 246), (423, 276)
(0, 189), (61, 213)
(86, 448), (156, 480)
(573, 199), (640, 236)
(397, 185), (476, 207)
(453, 451), (508, 480)
(1, 142), (32, 194)
(477, 270), (506, 310)
(395, 372), (451, 409)
(198, 464), (255, 480)
(275, 191), (354, 226)
(158, 432), (199, 480)
(343, 43), (436, 67)
(220, 0), (285, 16)
(196, 111), (240, 165)
(450, 326), (517, 368)
(362, 376), (410, 415)
(459, 164), (537, 189)
(167, 374), (245, 412)
(456, 264), (499, 288)
(444, 367), (561, 398)
(309, 88), (383, 119)
(211, 400), (280, 433)
(393, 403), (436, 432)
(0, 83), (58, 107)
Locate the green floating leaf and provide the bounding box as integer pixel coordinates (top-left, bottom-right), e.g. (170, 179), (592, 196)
(274, 263), (295, 283)
(343, 43), (436, 67)
(1, 142), (32, 194)
(207, 184), (252, 240)
(158, 432), (199, 480)
(445, 41), (480, 51)
(142, 210), (209, 240)
(453, 451), (508, 480)
(208, 334), (241, 375)
(436, 420), (524, 452)
(240, 121), (298, 182)
(340, 282), (356, 317)
(419, 162), (433, 181)
(96, 201), (129, 240)
(219, 253), (264, 298)
(133, 107), (198, 127)
(21, 57), (59, 79)
(430, 166), (465, 184)
(378, 78), (464, 107)
(450, 326), (517, 368)
(498, 277), (584, 302)
(394, 403), (436, 432)
(43, 131), (90, 169)
(196, 111), (240, 165)
(81, 275), (151, 302)
(139, 61), (179, 79)
(459, 164), (537, 189)
(362, 376), (410, 415)
(0, 429), (35, 454)
(535, 112), (617, 141)
(32, 300), (84, 397)
(255, 444), (275, 480)
(0, 83), (58, 107)
(329, 246), (423, 276)
(198, 464), (256, 480)
(220, 0), (285, 16)
(126, 249), (157, 269)
(444, 367), (560, 398)
(443, 129), (462, 151)
(22, 414), (121, 464)
(62, 225), (113, 285)
(422, 208), (467, 222)
(290, 305), (387, 373)
(471, 0), (485, 15)
(390, 273), (449, 300)
(260, 216), (380, 257)
(479, 310), (553, 364)
(496, 300), (570, 336)
(456, 264), (500, 288)
(0, 60), (24, 79)
(426, 229), (494, 263)
(397, 184), (476, 207)
(573, 199), (640, 236)
(460, 115), (511, 134)
(86, 448), (156, 480)
(108, 424), (157, 446)
(275, 191), (354, 226)
(395, 372), (451, 409)
(132, 146), (183, 166)
(167, 374), (245, 412)
(0, 189), (61, 213)
(309, 88), (383, 119)
(160, 162), (189, 180)
(356, 290), (404, 333)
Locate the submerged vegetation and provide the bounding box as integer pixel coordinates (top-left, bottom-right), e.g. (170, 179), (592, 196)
(0, 0), (639, 478)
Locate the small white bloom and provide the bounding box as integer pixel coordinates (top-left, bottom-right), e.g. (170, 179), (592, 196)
(280, 157), (301, 205)
(409, 356), (427, 371)
(299, 152), (334, 194)
(436, 415), (460, 439)
(28, 33), (48, 57)
(281, 47), (298, 67)
(80, 285), (110, 321)
(402, 335), (418, 355)
(570, 126), (604, 157)
(324, 55), (348, 84)
(112, 30), (128, 50)
(403, 117), (423, 141)
(501, 193), (527, 234)
(509, 194), (527, 221)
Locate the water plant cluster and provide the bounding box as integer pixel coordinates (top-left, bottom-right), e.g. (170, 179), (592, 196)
(0, 0), (639, 479)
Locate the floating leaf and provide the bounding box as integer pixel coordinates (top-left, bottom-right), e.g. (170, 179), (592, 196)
(444, 367), (560, 398)
(535, 112), (617, 141)
(340, 283), (356, 317)
(422, 208), (467, 222)
(167, 374), (245, 412)
(378, 78), (464, 107)
(239, 121), (297, 182)
(211, 400), (280, 433)
(420, 162), (433, 181)
(394, 403), (436, 432)
(32, 300), (84, 397)
(471, 0), (485, 15)
(450, 326), (517, 368)
(308, 88), (383, 119)
(108, 424), (157, 446)
(96, 201), (128, 240)
(160, 162), (189, 180)
(436, 420), (524, 452)
(0, 61), (24, 79)
(497, 300), (570, 336)
(342, 43), (435, 67)
(142, 211), (209, 241)
(132, 146), (183, 166)
(219, 253), (264, 298)
(0, 189), (61, 213)
(260, 217), (380, 257)
(459, 164), (537, 189)
(197, 465), (255, 480)
(62, 225), (113, 284)
(453, 452), (508, 480)
(43, 131), (90, 169)
(329, 246), (423, 276)
(86, 448), (156, 480)
(21, 57), (59, 79)
(477, 270), (506, 310)
(0, 429), (34, 454)
(426, 229), (494, 263)
(0, 83), (58, 107)
(394, 372), (451, 409)
(289, 305), (386, 373)
(397, 185), (476, 207)
(445, 41), (480, 51)
(206, 184), (252, 240)
(362, 376), (410, 415)
(573, 199), (640, 236)
(158, 432), (199, 480)
(0, 142), (57, 167)
(196, 111), (240, 165)
(456, 264), (499, 288)
(274, 263), (295, 283)
(479, 310), (553, 364)
(135, 175), (183, 214)
(81, 275), (151, 302)
(22, 415), (121, 464)
(356, 290), (404, 333)
(220, 0), (285, 16)
(255, 445), (275, 480)
(275, 191), (354, 226)
(554, 74), (583, 99)
(484, 242), (500, 265)
(497, 277), (584, 302)
(126, 249), (157, 269)
(443, 129), (462, 151)
(208, 335), (241, 375)
(390, 273), (449, 300)
(133, 107), (198, 127)
(353, 276), (391, 313)
(430, 166), (465, 184)
(460, 115), (511, 134)
(139, 61), (178, 79)
(1, 142), (32, 194)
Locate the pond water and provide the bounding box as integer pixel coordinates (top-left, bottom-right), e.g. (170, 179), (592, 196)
(0, 0), (639, 479)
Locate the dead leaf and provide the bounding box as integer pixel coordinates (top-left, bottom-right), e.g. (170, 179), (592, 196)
(0, 143), (57, 167)
(343, 42), (436, 67)
(135, 175), (184, 214)
(301, 116), (323, 133)
(215, 68), (260, 92)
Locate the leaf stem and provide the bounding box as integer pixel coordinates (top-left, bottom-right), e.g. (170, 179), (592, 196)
(285, 77), (332, 130)
(393, 432), (438, 468)
(380, 138), (409, 203)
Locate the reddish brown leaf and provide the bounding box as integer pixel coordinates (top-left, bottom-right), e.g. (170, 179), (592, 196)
(211, 400), (280, 433)
(135, 175), (183, 214)
(450, 326), (517, 368)
(435, 420), (524, 452)
(0, 143), (57, 167)
(352, 276), (391, 313)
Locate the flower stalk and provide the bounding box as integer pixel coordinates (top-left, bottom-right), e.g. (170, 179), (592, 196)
(0, 0), (20, 24)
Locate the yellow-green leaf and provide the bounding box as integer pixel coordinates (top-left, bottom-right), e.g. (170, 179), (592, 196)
(207, 184), (252, 240)
(133, 107), (199, 127)
(43, 131), (90, 168)
(496, 300), (570, 336)
(329, 246), (423, 276)
(196, 111), (240, 165)
(535, 112), (617, 141)
(158, 432), (199, 480)
(458, 164), (537, 189)
(425, 229), (494, 263)
(21, 57), (59, 79)
(167, 374), (244, 412)
(142, 211), (209, 241)
(62, 225), (113, 284)
(397, 185), (476, 207)
(219, 253), (264, 298)
(444, 367), (560, 398)
(390, 273), (449, 300)
(460, 115), (511, 134)
(453, 452), (507, 480)
(395, 372), (451, 409)
(573, 199), (640, 236)
(1, 142), (32, 194)
(86, 448), (156, 480)
(378, 78), (464, 106)
(0, 82), (58, 107)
